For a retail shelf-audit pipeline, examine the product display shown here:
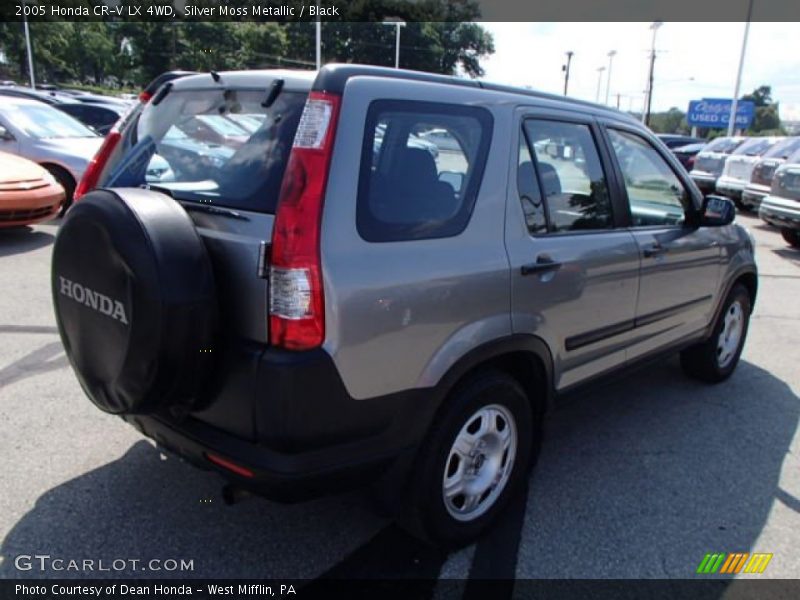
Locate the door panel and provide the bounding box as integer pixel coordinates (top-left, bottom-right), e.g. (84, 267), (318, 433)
(603, 126), (721, 357)
(507, 113), (641, 390)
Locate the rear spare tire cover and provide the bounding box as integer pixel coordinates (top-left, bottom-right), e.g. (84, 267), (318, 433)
(52, 188), (217, 415)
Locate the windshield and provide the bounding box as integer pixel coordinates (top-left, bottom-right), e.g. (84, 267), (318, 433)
(703, 137), (742, 154)
(733, 138), (777, 156)
(764, 137), (800, 160)
(1, 103), (98, 139)
(99, 87), (306, 213)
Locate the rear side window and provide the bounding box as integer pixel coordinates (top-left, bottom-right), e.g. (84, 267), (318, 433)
(99, 87), (306, 213)
(357, 100), (492, 242)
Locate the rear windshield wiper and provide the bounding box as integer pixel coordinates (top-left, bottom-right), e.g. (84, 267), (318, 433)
(179, 202), (249, 221)
(143, 184), (249, 221)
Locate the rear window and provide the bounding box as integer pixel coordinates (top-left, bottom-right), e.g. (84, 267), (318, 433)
(733, 137), (776, 156)
(357, 100), (492, 242)
(703, 137), (742, 154)
(764, 137), (800, 160)
(100, 87), (306, 213)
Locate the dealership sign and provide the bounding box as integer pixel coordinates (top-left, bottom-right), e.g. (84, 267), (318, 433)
(687, 98), (755, 128)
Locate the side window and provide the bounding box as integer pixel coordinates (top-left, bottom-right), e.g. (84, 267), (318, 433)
(357, 100), (492, 242)
(607, 129), (690, 227)
(522, 120), (613, 232)
(517, 130), (547, 234)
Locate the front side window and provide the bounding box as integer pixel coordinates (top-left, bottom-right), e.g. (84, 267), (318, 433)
(522, 119), (612, 232)
(358, 100), (492, 242)
(608, 129), (689, 227)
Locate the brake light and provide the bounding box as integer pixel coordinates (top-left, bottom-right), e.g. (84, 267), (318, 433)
(269, 91), (341, 350)
(138, 90), (152, 103)
(73, 130), (121, 201)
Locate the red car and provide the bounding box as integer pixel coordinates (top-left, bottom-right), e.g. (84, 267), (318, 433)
(0, 151), (64, 227)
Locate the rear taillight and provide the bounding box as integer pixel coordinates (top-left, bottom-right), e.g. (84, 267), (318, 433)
(73, 130), (121, 201)
(269, 91), (341, 350)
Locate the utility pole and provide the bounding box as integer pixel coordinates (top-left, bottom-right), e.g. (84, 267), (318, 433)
(595, 67), (606, 103)
(22, 12), (35, 88)
(382, 19), (406, 68)
(562, 51), (574, 96)
(727, 0), (754, 136)
(642, 21), (663, 126)
(605, 50), (617, 105)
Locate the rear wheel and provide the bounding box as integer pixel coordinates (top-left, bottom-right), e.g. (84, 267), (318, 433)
(781, 228), (800, 248)
(43, 164), (75, 217)
(399, 371), (539, 547)
(680, 284), (751, 383)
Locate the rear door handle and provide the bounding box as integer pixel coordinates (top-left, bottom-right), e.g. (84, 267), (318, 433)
(521, 254), (562, 276)
(643, 243), (668, 258)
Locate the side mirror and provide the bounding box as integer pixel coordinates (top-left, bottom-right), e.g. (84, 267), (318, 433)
(0, 125), (14, 141)
(701, 195), (736, 226)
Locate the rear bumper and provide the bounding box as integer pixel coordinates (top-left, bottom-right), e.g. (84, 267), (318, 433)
(690, 172), (717, 194)
(760, 197), (800, 231)
(742, 184), (770, 209)
(715, 176), (746, 200)
(123, 345), (434, 501)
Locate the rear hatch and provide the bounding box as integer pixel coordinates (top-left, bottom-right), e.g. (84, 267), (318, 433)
(93, 71), (312, 438)
(772, 165), (800, 202)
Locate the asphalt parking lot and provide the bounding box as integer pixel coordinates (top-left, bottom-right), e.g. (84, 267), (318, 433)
(0, 212), (798, 583)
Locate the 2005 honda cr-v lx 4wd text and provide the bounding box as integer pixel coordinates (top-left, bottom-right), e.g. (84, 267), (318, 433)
(52, 65), (758, 546)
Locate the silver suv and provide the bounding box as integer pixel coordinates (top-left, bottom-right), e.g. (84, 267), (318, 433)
(51, 65), (758, 546)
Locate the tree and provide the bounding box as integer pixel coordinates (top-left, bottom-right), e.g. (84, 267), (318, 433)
(648, 107), (687, 134)
(740, 85), (783, 134)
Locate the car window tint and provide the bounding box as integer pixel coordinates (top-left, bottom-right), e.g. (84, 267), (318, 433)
(608, 129), (688, 227)
(517, 129), (547, 234)
(358, 100), (492, 242)
(522, 119), (612, 232)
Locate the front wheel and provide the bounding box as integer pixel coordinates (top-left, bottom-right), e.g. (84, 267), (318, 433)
(400, 371), (539, 547)
(680, 284), (751, 383)
(781, 228), (800, 248)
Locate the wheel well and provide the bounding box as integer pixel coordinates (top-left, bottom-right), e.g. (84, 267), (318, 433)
(481, 351), (550, 417)
(736, 272), (758, 312)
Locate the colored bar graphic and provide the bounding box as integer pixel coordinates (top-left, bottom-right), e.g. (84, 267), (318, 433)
(698, 552), (773, 575)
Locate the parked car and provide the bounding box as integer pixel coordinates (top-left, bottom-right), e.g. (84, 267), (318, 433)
(671, 141), (706, 170)
(53, 65), (756, 547)
(0, 97), (101, 213)
(56, 102), (125, 135)
(690, 136), (745, 194)
(759, 148), (800, 247)
(657, 134), (704, 149)
(0, 85), (74, 106)
(715, 136), (782, 205)
(741, 137), (800, 211)
(0, 151), (64, 227)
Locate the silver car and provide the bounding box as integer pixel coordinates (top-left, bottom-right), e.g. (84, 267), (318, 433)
(742, 136), (800, 211)
(759, 148), (800, 248)
(715, 136), (782, 205)
(0, 97), (102, 212)
(51, 65), (757, 547)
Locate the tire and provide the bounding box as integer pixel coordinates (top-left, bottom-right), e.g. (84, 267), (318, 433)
(781, 228), (800, 248)
(680, 284), (751, 383)
(399, 370), (540, 547)
(42, 164), (75, 217)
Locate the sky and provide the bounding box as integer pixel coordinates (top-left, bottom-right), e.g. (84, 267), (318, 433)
(480, 23), (800, 121)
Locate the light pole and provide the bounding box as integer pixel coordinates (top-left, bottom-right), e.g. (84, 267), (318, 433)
(605, 50), (616, 105)
(562, 51), (574, 96)
(642, 21), (663, 126)
(22, 8), (35, 88)
(382, 19), (406, 69)
(315, 14), (321, 69)
(595, 66), (606, 103)
(727, 0), (754, 136)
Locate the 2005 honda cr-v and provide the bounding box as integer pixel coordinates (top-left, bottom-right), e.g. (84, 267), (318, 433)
(52, 65), (758, 546)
